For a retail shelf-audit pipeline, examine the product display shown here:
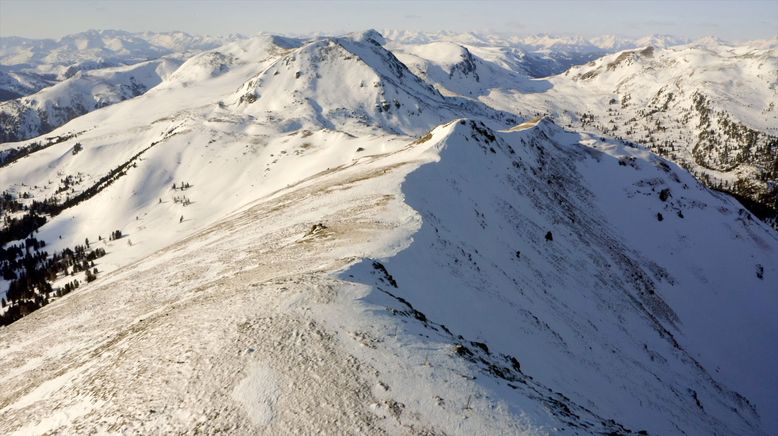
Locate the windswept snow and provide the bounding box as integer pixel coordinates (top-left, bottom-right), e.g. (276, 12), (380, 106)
(231, 364), (280, 427)
(0, 30), (776, 435)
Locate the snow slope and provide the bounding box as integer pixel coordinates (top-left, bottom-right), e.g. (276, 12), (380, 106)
(0, 30), (776, 435)
(344, 119), (777, 435)
(0, 31), (512, 281)
(482, 41), (778, 223)
(0, 58), (182, 142)
(1, 115), (775, 434)
(0, 69), (55, 101)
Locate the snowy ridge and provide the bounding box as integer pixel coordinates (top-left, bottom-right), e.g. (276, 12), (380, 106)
(0, 70), (55, 101)
(0, 30), (776, 435)
(0, 115), (775, 434)
(164, 35), (301, 87)
(233, 31), (515, 135)
(344, 119), (776, 435)
(392, 41), (551, 98)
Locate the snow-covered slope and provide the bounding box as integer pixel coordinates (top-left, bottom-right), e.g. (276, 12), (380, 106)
(1, 114), (775, 434)
(0, 58), (182, 142)
(483, 41), (778, 224)
(345, 119), (777, 435)
(0, 30), (776, 435)
(0, 30), (242, 98)
(0, 31), (512, 277)
(0, 69), (55, 101)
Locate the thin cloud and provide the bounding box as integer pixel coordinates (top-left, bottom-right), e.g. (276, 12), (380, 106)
(504, 21), (526, 29)
(624, 20), (677, 28)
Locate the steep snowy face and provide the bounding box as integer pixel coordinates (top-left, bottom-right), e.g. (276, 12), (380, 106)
(346, 119), (778, 435)
(487, 42), (778, 225)
(233, 31), (513, 135)
(0, 58), (182, 142)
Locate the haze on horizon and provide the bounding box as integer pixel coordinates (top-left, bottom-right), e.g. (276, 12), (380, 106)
(0, 0), (776, 42)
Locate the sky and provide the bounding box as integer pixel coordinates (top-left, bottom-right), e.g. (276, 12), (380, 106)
(0, 0), (776, 41)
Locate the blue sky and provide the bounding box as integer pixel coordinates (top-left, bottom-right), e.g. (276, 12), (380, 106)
(1, 0), (776, 41)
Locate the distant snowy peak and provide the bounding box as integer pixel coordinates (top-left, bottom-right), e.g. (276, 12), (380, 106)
(394, 41), (483, 89)
(0, 58), (182, 142)
(233, 32), (514, 135)
(536, 41), (778, 222)
(139, 30), (244, 52)
(571, 46), (657, 80)
(163, 34), (301, 86)
(393, 41), (552, 97)
(0, 30), (246, 100)
(0, 29), (240, 68)
(635, 34), (691, 49)
(745, 36), (778, 50)
(383, 31), (668, 77)
(351, 29), (387, 46)
(400, 41), (475, 71)
(383, 30), (693, 52)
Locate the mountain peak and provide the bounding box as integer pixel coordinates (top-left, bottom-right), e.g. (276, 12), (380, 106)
(352, 29), (386, 46)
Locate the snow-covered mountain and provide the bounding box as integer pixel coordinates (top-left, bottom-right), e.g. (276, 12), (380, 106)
(231, 31), (513, 136)
(390, 35), (776, 224)
(0, 30), (242, 98)
(0, 29), (235, 72)
(0, 58), (182, 142)
(384, 31), (693, 78)
(0, 30), (513, 276)
(0, 30), (776, 435)
(0, 69), (56, 101)
(491, 41), (778, 224)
